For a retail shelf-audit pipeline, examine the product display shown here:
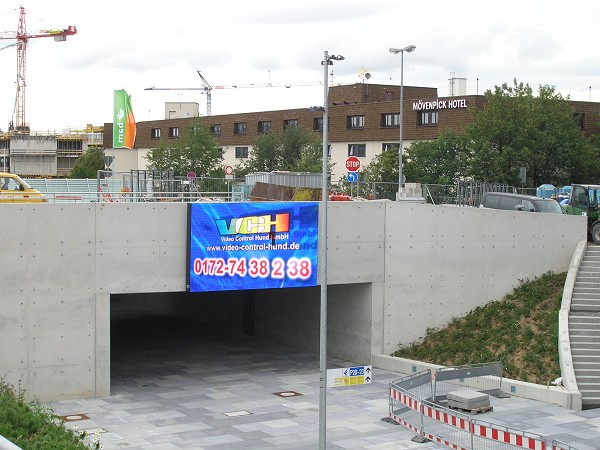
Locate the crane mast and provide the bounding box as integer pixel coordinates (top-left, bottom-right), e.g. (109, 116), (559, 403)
(0, 6), (77, 131)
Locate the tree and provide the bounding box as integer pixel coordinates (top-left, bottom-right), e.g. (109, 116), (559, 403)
(69, 148), (104, 178)
(145, 118), (223, 177)
(366, 79), (595, 188)
(403, 131), (471, 185)
(236, 126), (326, 176)
(360, 145), (400, 184)
(465, 80), (589, 187)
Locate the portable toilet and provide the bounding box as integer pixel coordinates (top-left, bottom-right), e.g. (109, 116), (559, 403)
(558, 185), (572, 204)
(536, 184), (556, 199)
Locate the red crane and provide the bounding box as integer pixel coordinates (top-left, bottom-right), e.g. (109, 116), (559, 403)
(0, 6), (77, 131)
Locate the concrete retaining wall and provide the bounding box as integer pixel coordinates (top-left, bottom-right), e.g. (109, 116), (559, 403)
(0, 201), (586, 401)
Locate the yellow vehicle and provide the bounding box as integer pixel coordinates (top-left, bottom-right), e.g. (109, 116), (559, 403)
(0, 173), (47, 203)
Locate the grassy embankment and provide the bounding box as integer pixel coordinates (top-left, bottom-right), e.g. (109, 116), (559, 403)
(393, 271), (566, 384)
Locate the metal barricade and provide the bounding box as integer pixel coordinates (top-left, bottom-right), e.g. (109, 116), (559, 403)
(552, 440), (581, 450)
(434, 362), (504, 402)
(389, 370), (432, 437)
(421, 399), (472, 450)
(472, 419), (546, 450)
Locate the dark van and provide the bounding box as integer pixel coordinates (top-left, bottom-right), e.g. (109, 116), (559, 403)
(480, 192), (563, 214)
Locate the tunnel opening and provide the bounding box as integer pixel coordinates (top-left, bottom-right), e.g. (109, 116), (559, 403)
(109, 284), (373, 391)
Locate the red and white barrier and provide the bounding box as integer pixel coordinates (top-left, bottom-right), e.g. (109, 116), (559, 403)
(472, 423), (546, 450)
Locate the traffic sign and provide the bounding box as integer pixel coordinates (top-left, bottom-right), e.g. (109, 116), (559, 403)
(225, 165), (234, 175)
(347, 172), (358, 183)
(345, 156), (361, 172)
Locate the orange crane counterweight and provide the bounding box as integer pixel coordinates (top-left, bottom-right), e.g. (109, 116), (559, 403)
(0, 6), (77, 131)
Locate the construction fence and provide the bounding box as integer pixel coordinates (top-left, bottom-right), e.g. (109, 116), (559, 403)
(389, 363), (579, 450)
(26, 172), (537, 205)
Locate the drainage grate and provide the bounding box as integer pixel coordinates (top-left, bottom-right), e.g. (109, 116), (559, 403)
(272, 391), (302, 398)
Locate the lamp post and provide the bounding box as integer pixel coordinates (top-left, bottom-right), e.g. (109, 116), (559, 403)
(319, 50), (344, 450)
(389, 45), (416, 194)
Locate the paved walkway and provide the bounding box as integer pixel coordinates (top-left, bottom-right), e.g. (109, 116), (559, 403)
(49, 314), (600, 449)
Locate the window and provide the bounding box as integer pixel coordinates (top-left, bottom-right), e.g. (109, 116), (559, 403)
(235, 146), (249, 158)
(348, 144), (366, 157)
(313, 117), (323, 131)
(418, 111), (439, 126)
(57, 140), (83, 151)
(210, 124), (221, 135)
(381, 113), (400, 128)
(234, 122), (247, 135)
(151, 128), (161, 138)
(168, 127), (179, 138)
(284, 119), (299, 129)
(382, 143), (399, 151)
(347, 115), (365, 129)
(258, 121), (272, 134)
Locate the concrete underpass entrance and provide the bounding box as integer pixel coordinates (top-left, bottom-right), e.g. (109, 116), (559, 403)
(83, 283), (396, 449)
(110, 283), (373, 390)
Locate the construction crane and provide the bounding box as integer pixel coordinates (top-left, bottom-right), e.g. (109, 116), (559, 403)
(145, 70), (323, 116)
(0, 6), (77, 131)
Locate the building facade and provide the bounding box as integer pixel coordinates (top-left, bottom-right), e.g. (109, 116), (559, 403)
(103, 83), (600, 180)
(2, 83), (599, 178)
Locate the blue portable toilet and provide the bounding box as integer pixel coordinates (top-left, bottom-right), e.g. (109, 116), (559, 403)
(536, 184), (556, 199)
(558, 185), (572, 204)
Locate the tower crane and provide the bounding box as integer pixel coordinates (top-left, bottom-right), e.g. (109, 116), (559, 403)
(0, 6), (77, 132)
(145, 70), (323, 116)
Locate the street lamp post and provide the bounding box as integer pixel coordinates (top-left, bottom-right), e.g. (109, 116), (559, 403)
(319, 50), (344, 450)
(389, 45), (416, 195)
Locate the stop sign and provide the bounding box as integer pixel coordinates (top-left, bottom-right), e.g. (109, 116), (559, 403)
(346, 156), (361, 172)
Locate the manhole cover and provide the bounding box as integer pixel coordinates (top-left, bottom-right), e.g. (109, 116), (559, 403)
(60, 414), (89, 422)
(273, 391), (302, 398)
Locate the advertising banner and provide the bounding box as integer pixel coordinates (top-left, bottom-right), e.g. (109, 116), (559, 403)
(187, 202), (318, 292)
(113, 89), (137, 149)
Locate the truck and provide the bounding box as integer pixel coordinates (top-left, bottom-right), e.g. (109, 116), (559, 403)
(563, 184), (600, 244)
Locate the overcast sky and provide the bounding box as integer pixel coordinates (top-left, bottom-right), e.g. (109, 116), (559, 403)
(1, 0), (599, 132)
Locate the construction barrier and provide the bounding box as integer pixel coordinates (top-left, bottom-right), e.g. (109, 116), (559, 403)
(434, 362), (505, 402)
(552, 440), (578, 450)
(421, 399), (471, 450)
(389, 371), (580, 450)
(389, 370), (431, 436)
(472, 419), (546, 450)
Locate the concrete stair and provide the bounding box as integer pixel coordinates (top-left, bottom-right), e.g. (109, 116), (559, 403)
(569, 244), (600, 407)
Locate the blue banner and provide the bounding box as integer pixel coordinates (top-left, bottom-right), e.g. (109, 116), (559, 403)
(188, 202), (319, 292)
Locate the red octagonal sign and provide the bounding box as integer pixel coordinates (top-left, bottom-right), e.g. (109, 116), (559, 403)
(346, 156), (361, 172)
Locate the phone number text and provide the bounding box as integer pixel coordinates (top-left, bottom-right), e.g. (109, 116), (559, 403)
(192, 257), (312, 280)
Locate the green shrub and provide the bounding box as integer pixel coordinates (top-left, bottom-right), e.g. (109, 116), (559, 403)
(0, 380), (100, 449)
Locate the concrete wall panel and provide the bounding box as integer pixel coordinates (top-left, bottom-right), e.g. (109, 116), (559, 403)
(0, 201), (587, 400)
(29, 365), (95, 400)
(28, 294), (95, 367)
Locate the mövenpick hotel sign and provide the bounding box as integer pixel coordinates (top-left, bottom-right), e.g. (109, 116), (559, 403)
(412, 98), (468, 111)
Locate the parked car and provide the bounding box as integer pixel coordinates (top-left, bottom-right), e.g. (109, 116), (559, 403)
(0, 172), (47, 203)
(480, 192), (563, 214)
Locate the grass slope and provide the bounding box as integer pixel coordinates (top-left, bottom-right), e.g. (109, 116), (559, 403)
(393, 271), (566, 384)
